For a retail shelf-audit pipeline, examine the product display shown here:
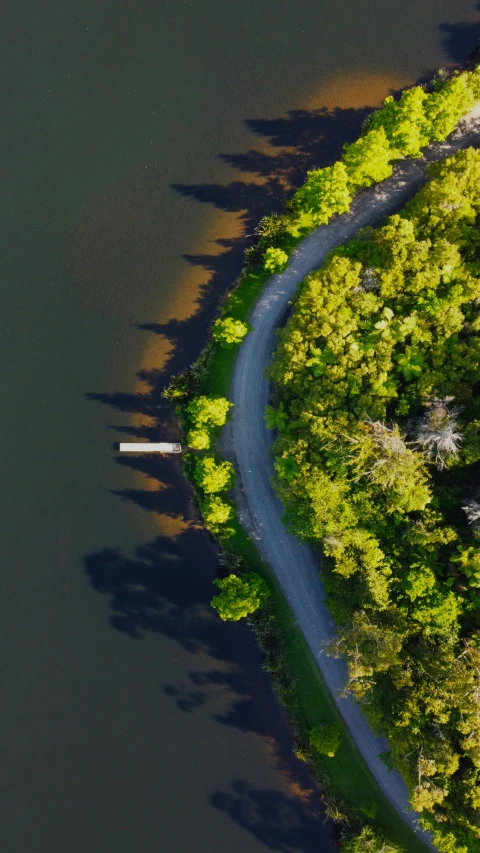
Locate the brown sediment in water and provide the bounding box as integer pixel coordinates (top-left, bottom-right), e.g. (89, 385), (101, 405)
(129, 69), (418, 537)
(298, 69), (413, 111)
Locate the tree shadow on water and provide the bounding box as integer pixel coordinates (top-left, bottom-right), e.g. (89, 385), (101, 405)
(211, 779), (330, 853)
(86, 99), (383, 523)
(84, 528), (220, 644)
(440, 5), (480, 64)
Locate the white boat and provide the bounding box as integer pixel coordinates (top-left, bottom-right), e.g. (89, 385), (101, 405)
(119, 442), (182, 453)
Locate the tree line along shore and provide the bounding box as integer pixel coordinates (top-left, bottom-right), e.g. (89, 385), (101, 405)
(164, 60), (480, 853)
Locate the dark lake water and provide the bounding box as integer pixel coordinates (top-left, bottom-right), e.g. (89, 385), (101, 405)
(1, 2), (480, 851)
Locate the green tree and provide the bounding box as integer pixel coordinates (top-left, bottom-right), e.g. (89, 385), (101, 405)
(211, 572), (270, 621)
(265, 403), (288, 431)
(194, 456), (235, 494)
(342, 127), (393, 189)
(264, 246), (289, 273)
(202, 495), (234, 529)
(293, 161), (352, 224)
(186, 395), (233, 428)
(309, 723), (343, 757)
(425, 74), (474, 141)
(370, 86), (429, 158)
(349, 420), (431, 512)
(186, 428), (211, 449)
(341, 826), (404, 853)
(212, 316), (251, 347)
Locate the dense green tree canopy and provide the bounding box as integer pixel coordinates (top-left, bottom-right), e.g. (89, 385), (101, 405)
(270, 148), (480, 853)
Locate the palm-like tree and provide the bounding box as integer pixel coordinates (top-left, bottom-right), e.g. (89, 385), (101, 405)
(414, 397), (462, 469)
(462, 499), (480, 529)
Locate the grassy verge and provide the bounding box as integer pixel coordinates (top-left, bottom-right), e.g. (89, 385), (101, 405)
(178, 303), (429, 852)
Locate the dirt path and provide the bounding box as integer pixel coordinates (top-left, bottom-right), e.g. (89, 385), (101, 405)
(221, 105), (480, 849)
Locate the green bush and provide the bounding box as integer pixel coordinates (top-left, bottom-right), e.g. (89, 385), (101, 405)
(369, 86), (430, 158)
(293, 161), (352, 224)
(212, 316), (251, 347)
(343, 127), (393, 189)
(202, 495), (234, 529)
(263, 247), (289, 273)
(309, 723), (343, 758)
(186, 428), (211, 449)
(341, 826), (404, 853)
(186, 395), (233, 428)
(270, 149), (480, 852)
(211, 572), (270, 621)
(193, 456), (235, 494)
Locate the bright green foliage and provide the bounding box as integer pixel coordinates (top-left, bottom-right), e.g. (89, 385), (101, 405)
(265, 403), (288, 431)
(309, 723), (343, 757)
(193, 456), (235, 494)
(211, 572), (270, 621)
(289, 67), (478, 227)
(343, 128), (393, 189)
(293, 161), (352, 225)
(341, 826), (404, 853)
(202, 495), (234, 529)
(186, 428), (211, 449)
(264, 246), (289, 273)
(369, 86), (430, 158)
(468, 65), (480, 99)
(270, 149), (480, 851)
(212, 316), (251, 347)
(186, 395), (233, 428)
(425, 73), (474, 141)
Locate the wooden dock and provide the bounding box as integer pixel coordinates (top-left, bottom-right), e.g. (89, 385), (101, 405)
(119, 442), (182, 453)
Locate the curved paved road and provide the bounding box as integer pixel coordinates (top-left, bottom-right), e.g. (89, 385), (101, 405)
(222, 105), (480, 849)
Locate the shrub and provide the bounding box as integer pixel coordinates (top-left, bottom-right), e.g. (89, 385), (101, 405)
(263, 247), (289, 273)
(186, 395), (233, 428)
(193, 456), (235, 494)
(211, 572), (270, 621)
(309, 723), (343, 758)
(425, 73), (474, 141)
(202, 495), (234, 528)
(343, 127), (393, 189)
(212, 316), (251, 347)
(369, 86), (430, 158)
(293, 161), (352, 225)
(186, 428), (211, 449)
(341, 826), (404, 853)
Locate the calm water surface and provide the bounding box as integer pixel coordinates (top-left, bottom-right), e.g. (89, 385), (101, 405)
(1, 2), (480, 851)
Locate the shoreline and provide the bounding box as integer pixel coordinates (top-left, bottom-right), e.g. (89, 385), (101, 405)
(174, 65), (480, 852)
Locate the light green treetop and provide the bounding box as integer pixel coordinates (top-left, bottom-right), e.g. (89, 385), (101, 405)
(294, 161), (352, 225)
(211, 572), (270, 621)
(343, 127), (393, 189)
(193, 455), (235, 494)
(263, 246), (289, 273)
(186, 395), (233, 428)
(212, 316), (251, 347)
